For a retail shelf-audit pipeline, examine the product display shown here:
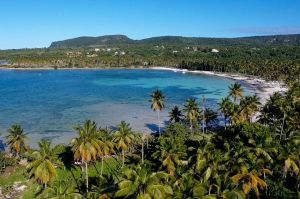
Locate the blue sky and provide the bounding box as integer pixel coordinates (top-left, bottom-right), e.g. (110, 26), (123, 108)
(1, 0), (300, 49)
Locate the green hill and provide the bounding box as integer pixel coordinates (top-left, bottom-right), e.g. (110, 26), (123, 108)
(50, 35), (135, 48)
(49, 34), (300, 48)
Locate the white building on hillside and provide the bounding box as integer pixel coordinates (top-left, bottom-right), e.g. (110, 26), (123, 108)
(211, 49), (219, 53)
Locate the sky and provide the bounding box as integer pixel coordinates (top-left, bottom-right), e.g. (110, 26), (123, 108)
(0, 0), (300, 49)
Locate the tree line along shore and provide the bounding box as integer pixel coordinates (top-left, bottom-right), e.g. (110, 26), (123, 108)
(0, 82), (299, 198)
(0, 44), (299, 83)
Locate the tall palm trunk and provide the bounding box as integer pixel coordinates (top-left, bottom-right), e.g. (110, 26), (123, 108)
(189, 119), (193, 131)
(224, 115), (227, 130)
(85, 162), (89, 192)
(209, 185), (212, 195)
(202, 97), (205, 134)
(146, 136), (149, 149)
(157, 110), (161, 135)
(122, 149), (125, 168)
(141, 139), (144, 164)
(101, 157), (104, 176)
(280, 112), (286, 140)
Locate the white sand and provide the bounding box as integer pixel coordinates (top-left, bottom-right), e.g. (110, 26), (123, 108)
(150, 66), (287, 105)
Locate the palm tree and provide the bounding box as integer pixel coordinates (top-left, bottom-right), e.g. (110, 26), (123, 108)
(115, 165), (173, 198)
(95, 128), (116, 176)
(229, 82), (244, 103)
(38, 180), (82, 199)
(27, 139), (62, 188)
(240, 95), (261, 122)
(169, 106), (183, 123)
(231, 167), (271, 197)
(90, 174), (116, 199)
(99, 139), (115, 176)
(153, 137), (185, 176)
(71, 120), (101, 192)
(113, 121), (134, 168)
(218, 97), (232, 129)
(139, 133), (146, 164)
(5, 124), (27, 157)
(150, 90), (165, 135)
(201, 96), (206, 134)
(203, 108), (218, 129)
(183, 98), (200, 131)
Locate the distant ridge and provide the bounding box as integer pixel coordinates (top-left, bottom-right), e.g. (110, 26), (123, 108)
(49, 34), (300, 48)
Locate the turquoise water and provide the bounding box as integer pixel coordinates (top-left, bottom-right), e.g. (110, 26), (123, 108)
(0, 69), (251, 146)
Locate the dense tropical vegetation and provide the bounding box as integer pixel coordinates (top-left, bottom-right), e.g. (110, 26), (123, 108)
(1, 34), (300, 82)
(0, 81), (299, 198)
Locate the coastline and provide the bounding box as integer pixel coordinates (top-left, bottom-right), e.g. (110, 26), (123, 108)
(0, 66), (145, 70)
(150, 66), (287, 105)
(0, 65), (288, 147)
(0, 65), (287, 104)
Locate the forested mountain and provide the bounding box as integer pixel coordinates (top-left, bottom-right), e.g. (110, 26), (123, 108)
(50, 34), (300, 48)
(50, 35), (134, 48)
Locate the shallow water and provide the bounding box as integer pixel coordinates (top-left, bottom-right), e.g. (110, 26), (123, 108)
(0, 69), (252, 147)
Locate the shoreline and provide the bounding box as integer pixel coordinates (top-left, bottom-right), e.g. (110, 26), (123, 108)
(0, 65), (287, 147)
(150, 66), (287, 105)
(0, 66), (146, 70)
(0, 65), (287, 104)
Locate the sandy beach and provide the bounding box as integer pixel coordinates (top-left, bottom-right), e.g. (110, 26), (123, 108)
(150, 66), (287, 105)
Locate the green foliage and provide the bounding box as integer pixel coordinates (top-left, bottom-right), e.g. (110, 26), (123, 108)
(26, 139), (62, 186)
(5, 124), (27, 157)
(1, 37), (300, 82)
(0, 152), (17, 172)
(49, 34), (300, 48)
(1, 83), (300, 198)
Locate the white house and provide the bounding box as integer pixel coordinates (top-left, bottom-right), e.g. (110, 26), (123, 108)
(211, 49), (219, 53)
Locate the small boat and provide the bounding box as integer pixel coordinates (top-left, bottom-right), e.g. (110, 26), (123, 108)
(182, 71), (186, 74)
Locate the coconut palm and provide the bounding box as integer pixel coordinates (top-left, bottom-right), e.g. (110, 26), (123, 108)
(100, 140), (116, 176)
(90, 174), (116, 199)
(169, 106), (183, 123)
(113, 121), (134, 168)
(229, 83), (244, 103)
(183, 98), (200, 131)
(201, 96), (206, 134)
(37, 180), (82, 199)
(71, 120), (101, 192)
(218, 97), (233, 129)
(137, 133), (147, 164)
(5, 124), (27, 157)
(240, 95), (261, 122)
(203, 108), (218, 130)
(150, 90), (165, 135)
(283, 156), (299, 177)
(99, 139), (115, 176)
(115, 165), (173, 198)
(231, 167), (271, 197)
(27, 139), (62, 188)
(95, 128), (116, 176)
(153, 137), (185, 176)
